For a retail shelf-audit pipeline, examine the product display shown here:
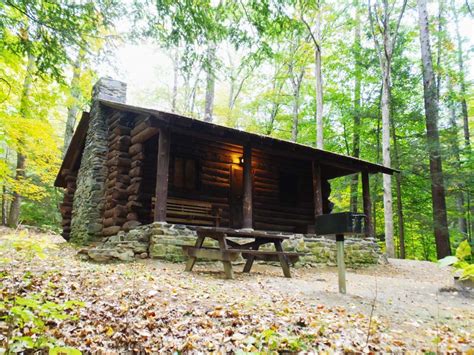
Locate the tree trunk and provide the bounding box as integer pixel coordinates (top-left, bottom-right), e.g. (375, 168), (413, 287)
(350, 1), (362, 213)
(447, 79), (468, 237)
(290, 67), (304, 143)
(8, 51), (34, 228)
(315, 5), (324, 149)
(391, 120), (406, 258)
(417, 0), (451, 258)
(63, 51), (83, 156)
(171, 49), (179, 112)
(381, 62), (395, 258)
(204, 44), (216, 123)
(451, 0), (470, 148)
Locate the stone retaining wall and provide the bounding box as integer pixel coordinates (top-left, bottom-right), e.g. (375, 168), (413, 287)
(81, 222), (385, 266)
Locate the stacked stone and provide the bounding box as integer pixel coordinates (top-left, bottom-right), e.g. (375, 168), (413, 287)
(60, 171), (77, 241)
(102, 112), (133, 236)
(126, 117), (149, 228)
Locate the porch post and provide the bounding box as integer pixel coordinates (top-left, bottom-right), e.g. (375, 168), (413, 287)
(154, 127), (171, 222)
(362, 171), (374, 237)
(312, 161), (323, 218)
(242, 143), (253, 229)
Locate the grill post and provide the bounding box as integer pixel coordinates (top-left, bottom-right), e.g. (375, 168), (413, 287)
(336, 234), (346, 294)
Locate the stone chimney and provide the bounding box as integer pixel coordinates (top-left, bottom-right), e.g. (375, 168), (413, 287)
(70, 78), (127, 244)
(92, 77), (127, 103)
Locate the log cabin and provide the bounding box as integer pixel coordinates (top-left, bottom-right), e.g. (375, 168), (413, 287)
(55, 78), (396, 244)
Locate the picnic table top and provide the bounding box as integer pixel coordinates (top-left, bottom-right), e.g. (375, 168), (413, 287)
(194, 227), (291, 240)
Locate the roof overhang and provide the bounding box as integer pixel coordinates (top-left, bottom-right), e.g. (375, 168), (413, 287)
(99, 99), (398, 177)
(55, 101), (398, 187)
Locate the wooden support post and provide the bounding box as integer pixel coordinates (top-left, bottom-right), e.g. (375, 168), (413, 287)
(153, 127), (171, 222)
(242, 143), (253, 229)
(362, 171), (374, 238)
(336, 234), (346, 294)
(312, 161), (323, 218)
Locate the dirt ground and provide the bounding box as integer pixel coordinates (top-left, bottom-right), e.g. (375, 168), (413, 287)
(1, 228), (473, 352)
(153, 257), (474, 341)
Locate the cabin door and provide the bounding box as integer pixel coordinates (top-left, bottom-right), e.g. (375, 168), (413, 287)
(230, 165), (244, 228)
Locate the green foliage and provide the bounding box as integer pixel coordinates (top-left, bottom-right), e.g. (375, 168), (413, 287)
(438, 240), (474, 281)
(0, 231), (83, 353)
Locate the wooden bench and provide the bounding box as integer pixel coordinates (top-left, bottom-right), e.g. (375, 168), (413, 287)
(152, 197), (221, 226)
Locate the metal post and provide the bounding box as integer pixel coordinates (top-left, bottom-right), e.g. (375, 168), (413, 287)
(336, 234), (346, 294)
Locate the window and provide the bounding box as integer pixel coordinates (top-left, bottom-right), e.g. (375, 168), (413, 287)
(279, 172), (298, 205)
(173, 157), (198, 190)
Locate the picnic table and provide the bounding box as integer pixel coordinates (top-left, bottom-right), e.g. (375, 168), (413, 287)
(182, 227), (302, 279)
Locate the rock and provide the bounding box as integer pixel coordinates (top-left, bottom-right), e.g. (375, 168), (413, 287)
(139, 252), (148, 259)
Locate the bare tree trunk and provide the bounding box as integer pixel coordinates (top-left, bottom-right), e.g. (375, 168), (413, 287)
(451, 0), (471, 148)
(381, 63), (395, 257)
(368, 0), (407, 258)
(417, 0), (451, 258)
(391, 120), (406, 258)
(315, 4), (324, 149)
(204, 44), (216, 123)
(63, 51), (83, 156)
(350, 0), (362, 213)
(289, 65), (305, 143)
(8, 51), (34, 228)
(171, 49), (179, 112)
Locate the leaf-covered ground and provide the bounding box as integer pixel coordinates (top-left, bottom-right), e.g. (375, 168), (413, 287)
(1, 230), (473, 353)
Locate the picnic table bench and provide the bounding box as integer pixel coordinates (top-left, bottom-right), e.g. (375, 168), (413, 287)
(182, 227), (303, 279)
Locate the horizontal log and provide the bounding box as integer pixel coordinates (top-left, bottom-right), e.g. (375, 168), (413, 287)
(129, 143), (144, 156)
(130, 160), (143, 169)
(109, 141), (131, 152)
(126, 183), (141, 195)
(127, 200), (143, 210)
(111, 125), (132, 136)
(102, 226), (121, 236)
(109, 135), (131, 148)
(106, 157), (132, 168)
(126, 212), (138, 221)
(129, 166), (142, 178)
(131, 127), (159, 145)
(123, 220), (142, 231)
(107, 150), (130, 160)
(103, 216), (126, 227)
(107, 171), (131, 183)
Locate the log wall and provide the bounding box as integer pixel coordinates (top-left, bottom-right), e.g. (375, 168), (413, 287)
(252, 149), (314, 232)
(60, 172), (77, 240)
(102, 111), (134, 236)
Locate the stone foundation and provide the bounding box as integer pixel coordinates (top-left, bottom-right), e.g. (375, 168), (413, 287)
(80, 222), (385, 266)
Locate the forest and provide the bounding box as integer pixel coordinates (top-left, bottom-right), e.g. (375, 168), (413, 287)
(0, 1), (473, 257)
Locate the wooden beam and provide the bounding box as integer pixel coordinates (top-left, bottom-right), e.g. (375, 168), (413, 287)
(242, 143), (253, 229)
(153, 127), (171, 222)
(312, 161), (323, 218)
(362, 171), (374, 238)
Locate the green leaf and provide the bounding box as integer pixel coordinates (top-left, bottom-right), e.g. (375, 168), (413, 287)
(49, 347), (82, 355)
(455, 240), (472, 261)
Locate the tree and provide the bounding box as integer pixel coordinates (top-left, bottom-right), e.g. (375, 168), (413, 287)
(63, 51), (84, 155)
(368, 0), (407, 258)
(301, 0), (324, 149)
(350, 0), (362, 213)
(417, 0), (451, 258)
